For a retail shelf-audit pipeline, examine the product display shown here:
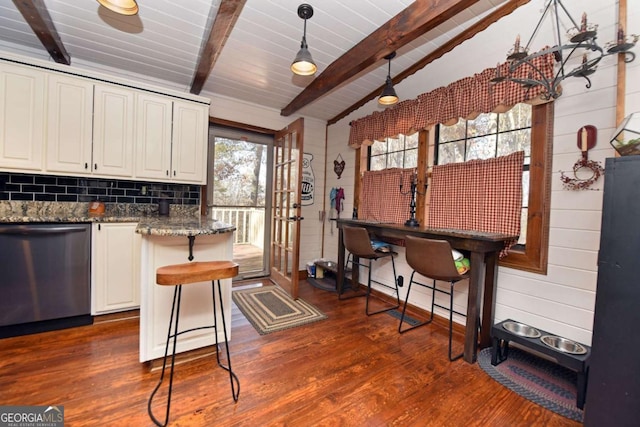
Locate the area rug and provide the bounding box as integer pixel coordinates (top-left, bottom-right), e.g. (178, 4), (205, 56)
(477, 347), (583, 422)
(232, 285), (327, 335)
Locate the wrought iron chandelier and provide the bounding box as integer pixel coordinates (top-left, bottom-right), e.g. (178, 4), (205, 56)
(492, 0), (638, 100)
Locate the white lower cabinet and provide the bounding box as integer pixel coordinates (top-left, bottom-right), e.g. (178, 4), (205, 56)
(92, 223), (141, 314)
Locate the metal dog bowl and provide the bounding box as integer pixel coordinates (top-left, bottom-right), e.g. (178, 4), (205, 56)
(540, 335), (587, 355)
(502, 321), (541, 338)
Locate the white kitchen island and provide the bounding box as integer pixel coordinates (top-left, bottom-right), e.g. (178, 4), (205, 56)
(136, 216), (236, 363)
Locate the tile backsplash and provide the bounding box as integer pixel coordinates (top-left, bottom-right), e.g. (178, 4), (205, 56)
(0, 172), (201, 205)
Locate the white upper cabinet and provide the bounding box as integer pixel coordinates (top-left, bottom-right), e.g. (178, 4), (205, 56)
(92, 84), (135, 177)
(45, 73), (94, 174)
(135, 92), (173, 180)
(0, 62), (45, 172)
(172, 100), (208, 183)
(0, 59), (209, 183)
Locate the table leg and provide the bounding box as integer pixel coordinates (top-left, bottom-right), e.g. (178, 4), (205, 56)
(480, 251), (498, 348)
(337, 228), (345, 294)
(464, 251), (486, 363)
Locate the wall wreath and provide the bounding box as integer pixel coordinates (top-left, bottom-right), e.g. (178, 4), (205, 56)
(560, 158), (605, 191)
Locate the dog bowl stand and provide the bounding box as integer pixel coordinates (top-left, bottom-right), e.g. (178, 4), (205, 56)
(491, 319), (590, 410)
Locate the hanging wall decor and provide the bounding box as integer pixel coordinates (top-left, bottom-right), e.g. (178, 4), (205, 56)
(560, 125), (604, 190)
(334, 153), (345, 179)
(302, 153), (315, 205)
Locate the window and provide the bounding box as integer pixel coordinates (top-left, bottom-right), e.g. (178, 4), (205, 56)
(360, 104), (551, 274)
(368, 133), (419, 171)
(435, 103), (552, 274)
(437, 103), (531, 245)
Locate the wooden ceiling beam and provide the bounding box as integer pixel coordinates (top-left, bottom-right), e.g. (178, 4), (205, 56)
(328, 0), (532, 125)
(190, 0), (246, 95)
(280, 0), (480, 117)
(12, 0), (70, 65)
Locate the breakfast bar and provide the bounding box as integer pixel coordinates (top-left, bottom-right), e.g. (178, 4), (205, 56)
(136, 216), (235, 362)
(336, 218), (517, 364)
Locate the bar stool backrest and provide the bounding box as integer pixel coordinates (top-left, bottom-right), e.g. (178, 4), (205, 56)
(343, 226), (378, 259)
(405, 235), (464, 282)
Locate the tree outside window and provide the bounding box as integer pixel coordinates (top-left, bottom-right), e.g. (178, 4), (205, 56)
(369, 133), (419, 171)
(436, 103), (532, 246)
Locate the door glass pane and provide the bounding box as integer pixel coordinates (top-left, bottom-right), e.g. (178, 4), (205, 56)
(211, 136), (268, 278)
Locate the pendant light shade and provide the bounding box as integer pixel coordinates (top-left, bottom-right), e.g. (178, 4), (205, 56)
(379, 52), (398, 105)
(97, 0), (139, 15)
(291, 4), (317, 76)
(379, 76), (399, 105)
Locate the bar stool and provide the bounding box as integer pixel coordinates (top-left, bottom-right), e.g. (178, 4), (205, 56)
(148, 261), (240, 427)
(341, 225), (400, 315)
(398, 236), (469, 361)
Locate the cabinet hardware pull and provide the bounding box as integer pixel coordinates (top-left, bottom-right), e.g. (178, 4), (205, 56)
(85, 162), (88, 169)
(166, 170), (169, 176)
(94, 163), (97, 170)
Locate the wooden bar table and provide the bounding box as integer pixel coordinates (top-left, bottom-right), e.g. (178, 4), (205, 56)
(336, 218), (517, 364)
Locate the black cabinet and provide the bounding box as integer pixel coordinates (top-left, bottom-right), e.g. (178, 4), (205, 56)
(584, 156), (640, 426)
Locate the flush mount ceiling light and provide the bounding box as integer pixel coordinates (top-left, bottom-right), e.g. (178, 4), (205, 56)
(492, 0), (637, 100)
(97, 0), (139, 16)
(291, 4), (317, 76)
(379, 52), (399, 106)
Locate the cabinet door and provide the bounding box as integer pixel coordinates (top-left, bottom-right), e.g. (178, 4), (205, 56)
(93, 84), (134, 177)
(0, 63), (45, 171)
(46, 74), (94, 174)
(135, 93), (173, 180)
(92, 223), (141, 314)
(172, 100), (208, 183)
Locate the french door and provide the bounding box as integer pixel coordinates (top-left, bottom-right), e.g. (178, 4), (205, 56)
(270, 118), (304, 299)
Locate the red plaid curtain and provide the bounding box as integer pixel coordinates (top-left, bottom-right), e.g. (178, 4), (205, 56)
(427, 151), (524, 257)
(359, 168), (414, 223)
(348, 53), (555, 148)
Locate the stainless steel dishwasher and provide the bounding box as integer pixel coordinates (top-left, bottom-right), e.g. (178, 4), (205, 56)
(0, 223), (92, 338)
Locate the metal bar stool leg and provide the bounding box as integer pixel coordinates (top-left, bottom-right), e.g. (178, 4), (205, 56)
(390, 255), (400, 305)
(148, 285), (183, 427)
(211, 279), (240, 402)
(398, 273), (435, 333)
(366, 257), (400, 316)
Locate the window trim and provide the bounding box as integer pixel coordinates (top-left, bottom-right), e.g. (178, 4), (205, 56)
(499, 102), (552, 274)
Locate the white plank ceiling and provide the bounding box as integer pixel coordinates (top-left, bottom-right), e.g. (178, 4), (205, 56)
(0, 0), (508, 121)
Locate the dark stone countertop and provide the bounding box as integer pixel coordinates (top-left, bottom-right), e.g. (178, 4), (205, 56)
(0, 201), (235, 236)
(135, 215), (235, 236)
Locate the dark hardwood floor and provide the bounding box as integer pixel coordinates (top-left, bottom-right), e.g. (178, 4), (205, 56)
(0, 280), (580, 426)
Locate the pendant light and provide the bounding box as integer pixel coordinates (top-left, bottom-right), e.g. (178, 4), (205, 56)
(379, 52), (398, 106)
(97, 0), (139, 16)
(291, 4), (317, 76)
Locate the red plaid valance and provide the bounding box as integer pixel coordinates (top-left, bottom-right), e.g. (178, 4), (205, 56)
(348, 53), (555, 148)
(359, 168), (414, 224)
(427, 151), (524, 257)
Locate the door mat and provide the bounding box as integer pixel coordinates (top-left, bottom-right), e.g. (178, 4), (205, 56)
(477, 347), (583, 422)
(232, 285), (327, 335)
